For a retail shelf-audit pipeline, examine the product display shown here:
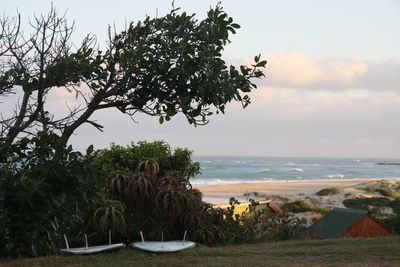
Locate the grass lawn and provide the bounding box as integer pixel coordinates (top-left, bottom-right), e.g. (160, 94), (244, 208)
(1, 236), (400, 267)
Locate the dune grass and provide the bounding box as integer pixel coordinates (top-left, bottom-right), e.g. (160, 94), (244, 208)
(316, 187), (340, 196)
(2, 236), (400, 267)
(283, 199), (329, 214)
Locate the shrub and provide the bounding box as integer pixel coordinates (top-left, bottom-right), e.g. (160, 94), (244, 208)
(358, 187), (398, 198)
(389, 199), (400, 215)
(358, 187), (375, 193)
(383, 215), (400, 234)
(194, 199), (307, 245)
(0, 131), (103, 257)
(91, 198), (126, 232)
(375, 188), (391, 197)
(266, 195), (290, 202)
(343, 197), (391, 210)
(255, 212), (307, 241)
(283, 199), (329, 214)
(96, 156), (203, 242)
(345, 193), (353, 198)
(92, 141), (200, 182)
(316, 187), (340, 196)
(375, 188), (397, 198)
(0, 137), (308, 256)
(283, 200), (313, 213)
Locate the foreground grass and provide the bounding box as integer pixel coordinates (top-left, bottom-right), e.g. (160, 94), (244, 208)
(2, 237), (400, 267)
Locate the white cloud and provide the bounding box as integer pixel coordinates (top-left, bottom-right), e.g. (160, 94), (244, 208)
(322, 60), (367, 84)
(263, 53), (324, 87)
(252, 53), (400, 92)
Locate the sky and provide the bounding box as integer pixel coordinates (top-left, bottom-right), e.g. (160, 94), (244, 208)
(1, 0), (400, 158)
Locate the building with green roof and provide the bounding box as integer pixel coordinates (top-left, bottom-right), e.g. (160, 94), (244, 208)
(309, 207), (392, 239)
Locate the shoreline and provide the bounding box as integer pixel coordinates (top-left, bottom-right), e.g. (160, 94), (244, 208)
(194, 177), (400, 205)
(192, 176), (400, 187)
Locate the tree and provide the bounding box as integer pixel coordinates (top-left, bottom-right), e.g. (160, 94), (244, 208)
(0, 4), (266, 151)
(0, 5), (76, 148)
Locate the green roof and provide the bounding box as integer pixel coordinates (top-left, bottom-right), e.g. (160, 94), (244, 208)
(309, 208), (368, 239)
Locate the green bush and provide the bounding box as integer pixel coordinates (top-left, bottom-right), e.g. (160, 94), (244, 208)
(0, 131), (103, 257)
(359, 187), (398, 198)
(92, 141), (200, 182)
(283, 200), (313, 213)
(0, 138), (203, 257)
(316, 187), (340, 196)
(383, 215), (400, 234)
(90, 142), (202, 242)
(255, 213), (307, 242)
(375, 188), (397, 198)
(195, 198), (249, 245)
(195, 199), (307, 245)
(282, 199), (329, 214)
(389, 199), (400, 215)
(0, 137), (308, 257)
(343, 197), (391, 211)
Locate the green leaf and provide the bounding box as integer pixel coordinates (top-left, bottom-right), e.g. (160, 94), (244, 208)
(228, 27), (236, 34)
(86, 144), (94, 155)
(231, 23), (240, 29)
(256, 60), (267, 67)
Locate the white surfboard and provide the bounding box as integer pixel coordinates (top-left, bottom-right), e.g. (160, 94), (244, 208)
(61, 231), (125, 255)
(61, 243), (125, 255)
(131, 240), (196, 253)
(131, 231), (196, 253)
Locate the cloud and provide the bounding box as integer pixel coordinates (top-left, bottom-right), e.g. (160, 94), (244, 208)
(355, 58), (400, 92)
(322, 60), (367, 85)
(263, 53), (324, 87)
(248, 85), (400, 120)
(252, 53), (400, 92)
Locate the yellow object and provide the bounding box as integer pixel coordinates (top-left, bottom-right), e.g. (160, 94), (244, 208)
(214, 201), (270, 216)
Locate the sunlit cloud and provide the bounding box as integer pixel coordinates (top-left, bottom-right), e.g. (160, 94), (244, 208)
(246, 53), (400, 92)
(322, 60), (367, 84)
(263, 53), (324, 87)
(249, 85), (400, 119)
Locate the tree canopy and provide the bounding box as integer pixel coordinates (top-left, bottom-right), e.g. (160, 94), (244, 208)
(0, 5), (266, 149)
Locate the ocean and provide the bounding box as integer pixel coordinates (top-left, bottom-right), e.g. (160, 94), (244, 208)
(191, 156), (400, 186)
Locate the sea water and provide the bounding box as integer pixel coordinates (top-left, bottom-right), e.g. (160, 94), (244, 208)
(191, 156), (400, 186)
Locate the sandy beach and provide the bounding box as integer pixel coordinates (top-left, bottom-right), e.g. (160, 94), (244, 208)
(195, 178), (400, 205)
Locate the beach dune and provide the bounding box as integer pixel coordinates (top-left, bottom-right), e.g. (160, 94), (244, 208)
(195, 178), (400, 205)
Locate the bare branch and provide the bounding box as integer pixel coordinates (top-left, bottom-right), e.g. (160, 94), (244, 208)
(0, 5), (77, 145)
(86, 120), (104, 132)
